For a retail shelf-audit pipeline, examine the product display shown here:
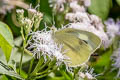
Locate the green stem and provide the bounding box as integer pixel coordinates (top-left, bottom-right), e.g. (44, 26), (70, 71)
(20, 27), (25, 40)
(19, 27), (27, 74)
(15, 45), (33, 56)
(36, 58), (57, 76)
(37, 59), (51, 72)
(25, 26), (38, 48)
(28, 58), (34, 74)
(35, 72), (50, 79)
(24, 49), (33, 56)
(35, 66), (58, 79)
(19, 27), (24, 74)
(73, 67), (80, 79)
(19, 39), (26, 74)
(30, 56), (44, 76)
(36, 65), (57, 76)
(19, 47), (24, 74)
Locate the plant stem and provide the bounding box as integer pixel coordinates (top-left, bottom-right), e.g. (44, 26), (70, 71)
(28, 58), (34, 74)
(73, 67), (80, 79)
(24, 49), (33, 56)
(19, 39), (26, 74)
(35, 66), (57, 79)
(19, 27), (27, 74)
(35, 57), (57, 76)
(37, 59), (50, 72)
(36, 65), (57, 76)
(35, 72), (50, 79)
(19, 47), (24, 74)
(15, 45), (33, 56)
(30, 56), (44, 76)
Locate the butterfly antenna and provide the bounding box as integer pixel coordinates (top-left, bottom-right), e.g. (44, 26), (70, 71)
(48, 13), (57, 32)
(52, 13), (55, 26)
(44, 22), (49, 29)
(44, 22), (54, 31)
(35, 4), (40, 10)
(29, 4), (32, 9)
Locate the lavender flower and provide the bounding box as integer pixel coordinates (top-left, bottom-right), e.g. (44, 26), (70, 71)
(111, 48), (120, 78)
(49, 0), (91, 12)
(105, 18), (120, 39)
(77, 67), (97, 80)
(104, 18), (120, 48)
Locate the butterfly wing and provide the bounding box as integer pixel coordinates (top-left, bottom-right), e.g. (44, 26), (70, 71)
(53, 28), (101, 67)
(62, 28), (102, 52)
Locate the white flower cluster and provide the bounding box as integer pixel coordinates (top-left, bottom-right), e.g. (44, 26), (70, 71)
(49, 0), (66, 12)
(0, 0), (14, 14)
(49, 0), (90, 12)
(16, 9), (43, 34)
(69, 1), (86, 12)
(49, 0), (109, 49)
(0, 0), (29, 14)
(65, 3), (109, 48)
(28, 26), (69, 65)
(77, 68), (97, 80)
(49, 0), (112, 49)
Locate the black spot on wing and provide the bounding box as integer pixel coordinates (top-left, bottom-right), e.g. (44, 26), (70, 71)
(82, 40), (88, 44)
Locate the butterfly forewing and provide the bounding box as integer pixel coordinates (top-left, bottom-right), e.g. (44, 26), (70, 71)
(53, 28), (101, 67)
(60, 28), (101, 52)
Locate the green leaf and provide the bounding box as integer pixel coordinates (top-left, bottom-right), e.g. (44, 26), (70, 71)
(88, 0), (112, 20)
(92, 48), (112, 73)
(0, 61), (24, 80)
(116, 0), (120, 6)
(0, 21), (14, 62)
(16, 69), (28, 79)
(0, 75), (8, 80)
(61, 70), (72, 80)
(10, 37), (32, 63)
(0, 48), (7, 64)
(0, 37), (32, 64)
(96, 49), (112, 66)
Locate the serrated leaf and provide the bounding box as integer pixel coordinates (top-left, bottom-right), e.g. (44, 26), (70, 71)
(88, 0), (112, 20)
(0, 21), (14, 62)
